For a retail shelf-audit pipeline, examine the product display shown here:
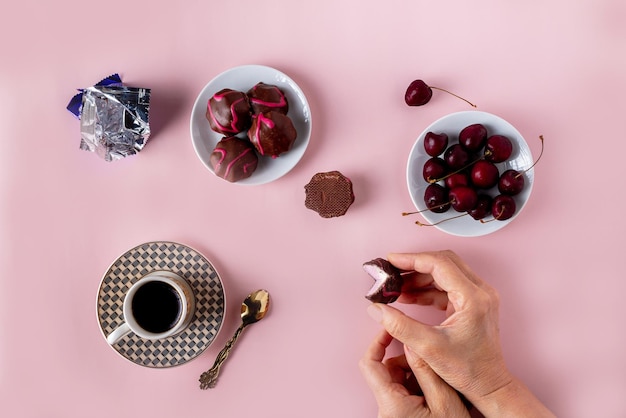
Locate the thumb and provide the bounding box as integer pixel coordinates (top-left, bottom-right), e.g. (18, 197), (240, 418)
(367, 304), (441, 351)
(405, 346), (466, 415)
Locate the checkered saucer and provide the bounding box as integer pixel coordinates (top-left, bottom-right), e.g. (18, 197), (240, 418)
(97, 241), (225, 368)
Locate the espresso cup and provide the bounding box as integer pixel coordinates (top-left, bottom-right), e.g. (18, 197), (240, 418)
(106, 271), (196, 344)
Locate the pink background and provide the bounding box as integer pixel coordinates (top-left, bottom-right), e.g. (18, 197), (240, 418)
(1, 0), (625, 417)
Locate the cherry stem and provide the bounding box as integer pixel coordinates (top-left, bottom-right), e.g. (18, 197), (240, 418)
(428, 152), (488, 184)
(480, 206), (505, 223)
(515, 135), (545, 179)
(430, 86), (477, 108)
(416, 212), (468, 227)
(402, 200), (452, 216)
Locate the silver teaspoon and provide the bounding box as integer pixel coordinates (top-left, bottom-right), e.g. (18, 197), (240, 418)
(199, 289), (270, 389)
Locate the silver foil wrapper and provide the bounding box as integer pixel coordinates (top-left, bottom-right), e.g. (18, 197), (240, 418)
(79, 85), (151, 161)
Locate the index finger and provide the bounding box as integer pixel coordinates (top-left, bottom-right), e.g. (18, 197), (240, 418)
(388, 251), (480, 296)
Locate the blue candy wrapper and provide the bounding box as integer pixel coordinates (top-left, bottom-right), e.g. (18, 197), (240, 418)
(66, 74), (123, 117)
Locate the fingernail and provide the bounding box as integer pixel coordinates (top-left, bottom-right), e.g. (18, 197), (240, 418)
(367, 304), (383, 323)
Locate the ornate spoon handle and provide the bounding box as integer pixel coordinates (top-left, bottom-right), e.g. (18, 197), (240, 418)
(199, 324), (245, 389)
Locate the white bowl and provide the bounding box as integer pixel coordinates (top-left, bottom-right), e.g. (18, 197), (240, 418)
(190, 65), (312, 185)
(406, 111), (534, 237)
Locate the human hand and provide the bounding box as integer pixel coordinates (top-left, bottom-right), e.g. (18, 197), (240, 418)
(359, 330), (471, 418)
(365, 250), (555, 417)
(366, 251), (510, 407)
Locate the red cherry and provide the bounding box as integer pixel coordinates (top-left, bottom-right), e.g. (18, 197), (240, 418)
(405, 80), (476, 107)
(405, 80), (433, 106)
(423, 183), (451, 213)
(484, 135), (513, 163)
(470, 160), (500, 189)
(449, 186), (478, 212)
(459, 124), (487, 152)
(497, 135), (544, 195)
(444, 172), (469, 189)
(498, 170), (525, 195)
(423, 132), (449, 157)
(491, 194), (516, 220)
(444, 144), (471, 171)
(423, 157), (448, 183)
(468, 194), (493, 220)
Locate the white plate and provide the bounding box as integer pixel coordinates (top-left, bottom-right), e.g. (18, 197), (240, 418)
(190, 65), (312, 185)
(406, 111), (534, 237)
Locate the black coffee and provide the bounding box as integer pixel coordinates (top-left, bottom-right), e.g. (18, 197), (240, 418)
(131, 281), (182, 334)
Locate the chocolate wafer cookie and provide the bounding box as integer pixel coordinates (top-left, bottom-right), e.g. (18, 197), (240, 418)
(304, 171), (354, 218)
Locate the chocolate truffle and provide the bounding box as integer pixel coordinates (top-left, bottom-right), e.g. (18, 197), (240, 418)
(206, 89), (252, 135)
(247, 82), (289, 114)
(363, 258), (403, 304)
(209, 136), (258, 182)
(248, 111), (297, 158)
(304, 171), (355, 218)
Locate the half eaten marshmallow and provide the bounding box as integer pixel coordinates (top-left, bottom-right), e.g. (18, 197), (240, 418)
(363, 258), (403, 304)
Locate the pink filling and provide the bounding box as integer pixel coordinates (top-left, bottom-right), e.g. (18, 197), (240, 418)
(364, 264), (400, 298)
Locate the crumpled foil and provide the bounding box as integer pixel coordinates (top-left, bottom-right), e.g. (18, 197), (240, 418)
(67, 74), (151, 162)
(79, 86), (151, 161)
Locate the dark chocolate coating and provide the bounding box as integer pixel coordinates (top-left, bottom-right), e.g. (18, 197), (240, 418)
(363, 258), (403, 304)
(248, 111), (297, 158)
(247, 82), (289, 115)
(206, 89), (252, 135)
(209, 136), (258, 182)
(304, 171), (354, 218)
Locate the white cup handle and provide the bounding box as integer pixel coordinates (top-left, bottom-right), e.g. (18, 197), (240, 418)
(106, 322), (131, 345)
